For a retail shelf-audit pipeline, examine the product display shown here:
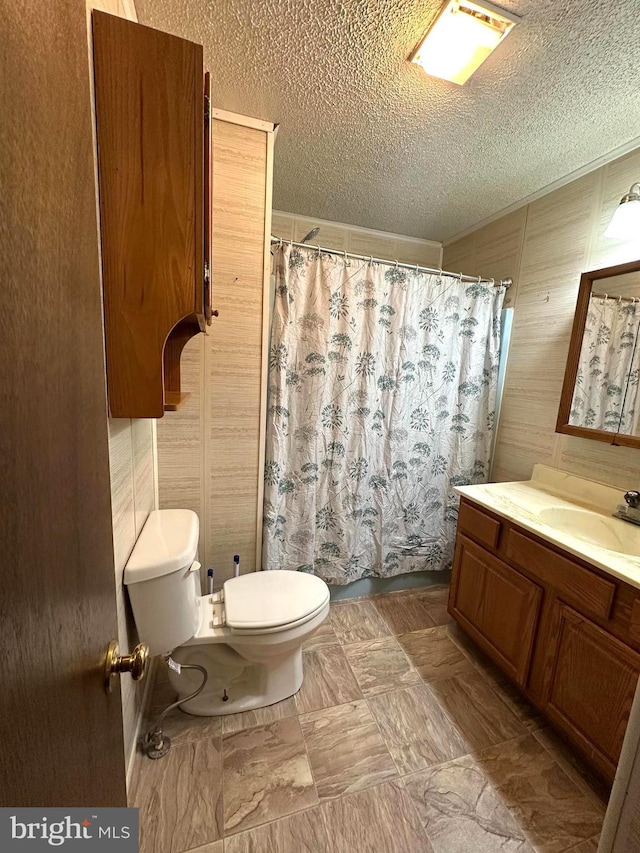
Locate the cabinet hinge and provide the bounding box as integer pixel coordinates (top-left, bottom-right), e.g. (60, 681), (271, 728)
(204, 95), (211, 121)
(204, 260), (210, 283)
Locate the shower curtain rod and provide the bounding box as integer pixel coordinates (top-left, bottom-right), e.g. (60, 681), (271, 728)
(592, 292), (639, 303)
(271, 236), (512, 288)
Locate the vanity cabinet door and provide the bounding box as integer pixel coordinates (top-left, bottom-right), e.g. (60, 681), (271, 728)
(450, 537), (543, 686)
(544, 603), (640, 779)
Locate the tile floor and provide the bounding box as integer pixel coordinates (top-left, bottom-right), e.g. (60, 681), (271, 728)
(130, 585), (609, 853)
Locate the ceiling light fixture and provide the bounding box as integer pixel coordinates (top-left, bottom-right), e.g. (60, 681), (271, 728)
(411, 0), (520, 85)
(605, 184), (640, 240)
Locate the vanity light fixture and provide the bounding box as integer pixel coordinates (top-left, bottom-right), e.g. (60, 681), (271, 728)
(410, 0), (520, 85)
(605, 184), (640, 240)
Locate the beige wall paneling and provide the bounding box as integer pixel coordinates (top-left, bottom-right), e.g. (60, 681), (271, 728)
(156, 335), (205, 519)
(347, 229), (396, 260)
(88, 0), (135, 17)
(492, 172), (601, 482)
(555, 435), (640, 491)
(132, 419), (155, 537)
(442, 207), (527, 308)
(591, 271), (640, 299)
(451, 143), (640, 489)
(272, 209), (442, 267)
(256, 131), (275, 569)
(157, 115), (274, 588)
(211, 107), (274, 133)
(208, 119), (270, 583)
(441, 233), (475, 276)
(271, 211), (295, 240)
(294, 216), (348, 250)
(107, 416), (155, 775)
(392, 237), (442, 268)
(556, 147), (640, 487)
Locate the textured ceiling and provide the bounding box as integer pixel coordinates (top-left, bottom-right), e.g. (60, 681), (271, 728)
(135, 0), (640, 241)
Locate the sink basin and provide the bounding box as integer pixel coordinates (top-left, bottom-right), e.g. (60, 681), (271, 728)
(539, 507), (640, 556)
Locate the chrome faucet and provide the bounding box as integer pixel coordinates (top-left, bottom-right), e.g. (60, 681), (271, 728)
(613, 491), (640, 526)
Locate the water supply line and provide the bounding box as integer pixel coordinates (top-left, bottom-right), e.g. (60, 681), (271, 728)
(143, 656), (208, 759)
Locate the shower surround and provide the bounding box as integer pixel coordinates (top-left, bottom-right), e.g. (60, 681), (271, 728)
(263, 244), (505, 583)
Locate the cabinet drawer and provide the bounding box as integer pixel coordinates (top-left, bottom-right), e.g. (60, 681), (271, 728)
(458, 501), (501, 551)
(451, 537), (543, 686)
(545, 604), (640, 778)
(506, 530), (615, 620)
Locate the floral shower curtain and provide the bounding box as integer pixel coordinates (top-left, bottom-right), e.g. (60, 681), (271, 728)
(263, 244), (506, 583)
(570, 295), (640, 433)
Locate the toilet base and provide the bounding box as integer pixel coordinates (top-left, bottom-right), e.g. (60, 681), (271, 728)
(167, 643), (304, 717)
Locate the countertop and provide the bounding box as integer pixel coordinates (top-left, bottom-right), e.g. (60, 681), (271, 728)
(454, 464), (640, 590)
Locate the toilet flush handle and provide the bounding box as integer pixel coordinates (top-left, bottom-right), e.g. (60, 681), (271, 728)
(104, 640), (150, 693)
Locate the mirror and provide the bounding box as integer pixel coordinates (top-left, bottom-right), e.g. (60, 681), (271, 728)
(557, 260), (640, 447)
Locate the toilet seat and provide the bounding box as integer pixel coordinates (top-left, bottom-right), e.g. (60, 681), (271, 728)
(228, 597), (328, 635)
(223, 570), (330, 633)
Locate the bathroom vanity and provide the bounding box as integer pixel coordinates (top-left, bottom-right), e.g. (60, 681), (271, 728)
(449, 465), (640, 783)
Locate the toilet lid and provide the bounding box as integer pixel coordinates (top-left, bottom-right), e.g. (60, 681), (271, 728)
(223, 571), (330, 630)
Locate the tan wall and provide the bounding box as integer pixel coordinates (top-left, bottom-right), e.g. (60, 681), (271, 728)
(106, 416), (155, 775)
(272, 211), (442, 268)
(157, 115), (273, 587)
(444, 148), (640, 490)
(86, 0), (156, 781)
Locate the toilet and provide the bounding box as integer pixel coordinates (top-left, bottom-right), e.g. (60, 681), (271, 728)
(124, 509), (330, 716)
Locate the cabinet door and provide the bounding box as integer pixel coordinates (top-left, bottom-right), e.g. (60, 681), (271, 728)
(545, 603), (640, 779)
(203, 71), (213, 324)
(450, 537), (543, 685)
(93, 12), (205, 416)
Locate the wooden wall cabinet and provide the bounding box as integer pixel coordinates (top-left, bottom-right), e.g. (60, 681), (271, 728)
(92, 12), (212, 417)
(449, 497), (640, 783)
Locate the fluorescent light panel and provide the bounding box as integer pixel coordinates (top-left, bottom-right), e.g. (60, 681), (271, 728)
(412, 0), (520, 85)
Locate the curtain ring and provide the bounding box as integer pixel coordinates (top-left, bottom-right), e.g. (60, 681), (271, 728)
(604, 293), (608, 301)
(458, 272), (463, 282)
(369, 255), (373, 266)
(343, 249), (347, 262)
(415, 263), (420, 274)
(394, 260), (399, 270)
(490, 278), (495, 287)
(278, 237), (283, 248)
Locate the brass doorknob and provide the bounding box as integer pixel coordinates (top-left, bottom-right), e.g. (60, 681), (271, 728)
(104, 640), (150, 693)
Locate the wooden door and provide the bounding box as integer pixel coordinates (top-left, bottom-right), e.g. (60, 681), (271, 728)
(450, 537), (543, 685)
(544, 604), (640, 780)
(0, 0), (126, 806)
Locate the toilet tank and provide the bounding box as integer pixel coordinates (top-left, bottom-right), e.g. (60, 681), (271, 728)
(124, 509), (201, 655)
